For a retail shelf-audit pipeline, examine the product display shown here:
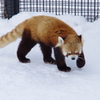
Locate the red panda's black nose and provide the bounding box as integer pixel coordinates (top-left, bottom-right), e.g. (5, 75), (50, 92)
(71, 57), (75, 60)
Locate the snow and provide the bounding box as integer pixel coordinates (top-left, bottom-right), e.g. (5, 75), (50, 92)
(0, 12), (100, 100)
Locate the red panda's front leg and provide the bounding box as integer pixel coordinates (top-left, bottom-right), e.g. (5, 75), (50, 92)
(54, 47), (71, 72)
(76, 51), (86, 68)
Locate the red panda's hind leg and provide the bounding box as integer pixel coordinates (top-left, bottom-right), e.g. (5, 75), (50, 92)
(17, 39), (37, 63)
(17, 29), (37, 63)
(40, 43), (56, 64)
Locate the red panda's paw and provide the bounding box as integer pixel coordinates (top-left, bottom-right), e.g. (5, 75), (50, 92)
(19, 58), (31, 63)
(58, 66), (71, 72)
(76, 58), (85, 68)
(76, 51), (86, 68)
(44, 57), (56, 65)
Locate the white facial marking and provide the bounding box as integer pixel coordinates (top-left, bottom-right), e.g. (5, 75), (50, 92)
(63, 51), (67, 56)
(61, 47), (67, 56)
(79, 49), (82, 54)
(75, 51), (78, 53)
(55, 37), (64, 47)
(68, 55), (78, 60)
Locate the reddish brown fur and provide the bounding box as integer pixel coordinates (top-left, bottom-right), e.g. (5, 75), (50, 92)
(0, 15), (79, 48)
(23, 16), (78, 47)
(0, 15), (85, 72)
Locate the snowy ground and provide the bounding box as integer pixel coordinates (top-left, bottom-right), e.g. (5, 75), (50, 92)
(0, 12), (100, 100)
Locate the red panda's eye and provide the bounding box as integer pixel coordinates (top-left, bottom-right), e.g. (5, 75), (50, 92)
(67, 52), (71, 55)
(75, 52), (78, 55)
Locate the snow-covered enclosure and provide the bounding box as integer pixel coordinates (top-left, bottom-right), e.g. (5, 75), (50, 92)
(0, 12), (100, 100)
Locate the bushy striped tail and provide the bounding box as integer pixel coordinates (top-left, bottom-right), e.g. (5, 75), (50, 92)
(0, 21), (26, 48)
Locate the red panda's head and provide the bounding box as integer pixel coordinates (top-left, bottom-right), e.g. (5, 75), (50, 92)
(55, 35), (83, 60)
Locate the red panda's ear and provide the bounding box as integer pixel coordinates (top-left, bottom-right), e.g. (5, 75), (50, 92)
(55, 37), (64, 47)
(78, 35), (82, 40)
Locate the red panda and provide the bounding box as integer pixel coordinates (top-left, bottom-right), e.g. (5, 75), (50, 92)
(0, 15), (85, 72)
